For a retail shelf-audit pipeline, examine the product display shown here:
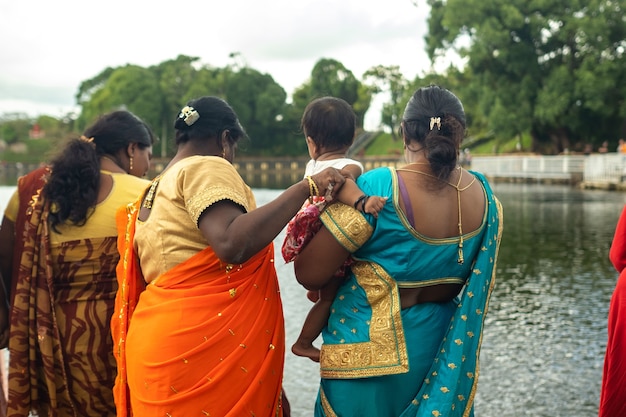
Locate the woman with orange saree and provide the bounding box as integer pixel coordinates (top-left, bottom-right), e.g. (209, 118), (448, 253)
(112, 96), (346, 417)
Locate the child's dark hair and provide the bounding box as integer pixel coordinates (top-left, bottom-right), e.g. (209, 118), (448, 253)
(44, 110), (154, 231)
(301, 97), (356, 151)
(401, 85), (466, 181)
(173, 96), (247, 150)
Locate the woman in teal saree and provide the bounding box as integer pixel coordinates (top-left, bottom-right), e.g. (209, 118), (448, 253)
(293, 85), (503, 417)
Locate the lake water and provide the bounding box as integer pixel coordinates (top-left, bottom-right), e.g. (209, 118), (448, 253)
(1, 182), (622, 417)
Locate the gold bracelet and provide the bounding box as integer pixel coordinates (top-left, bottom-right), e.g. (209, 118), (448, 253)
(305, 175), (319, 202)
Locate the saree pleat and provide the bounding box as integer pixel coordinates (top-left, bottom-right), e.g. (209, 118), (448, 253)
(113, 199), (286, 416)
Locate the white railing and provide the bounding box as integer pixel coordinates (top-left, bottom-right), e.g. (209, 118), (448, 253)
(470, 154), (586, 181)
(582, 153), (625, 183)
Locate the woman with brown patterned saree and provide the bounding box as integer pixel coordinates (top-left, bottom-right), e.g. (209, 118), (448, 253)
(0, 111), (154, 417)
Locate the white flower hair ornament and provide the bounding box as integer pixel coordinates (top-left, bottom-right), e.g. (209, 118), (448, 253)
(429, 116), (441, 131)
(179, 106), (200, 126)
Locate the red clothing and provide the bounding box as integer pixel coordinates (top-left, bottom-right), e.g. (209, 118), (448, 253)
(599, 205), (626, 416)
(281, 200), (353, 278)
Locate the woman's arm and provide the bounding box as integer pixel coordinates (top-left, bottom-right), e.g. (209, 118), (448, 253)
(198, 167), (346, 264)
(294, 225), (350, 290)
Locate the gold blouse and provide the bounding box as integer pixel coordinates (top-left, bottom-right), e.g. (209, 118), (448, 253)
(134, 156), (256, 283)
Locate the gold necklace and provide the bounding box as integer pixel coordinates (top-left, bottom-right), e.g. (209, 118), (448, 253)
(397, 165), (475, 191)
(396, 165), (476, 264)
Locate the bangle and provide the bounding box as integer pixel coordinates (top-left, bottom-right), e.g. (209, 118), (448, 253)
(305, 176), (319, 202)
(354, 194), (367, 210)
(360, 195), (370, 212)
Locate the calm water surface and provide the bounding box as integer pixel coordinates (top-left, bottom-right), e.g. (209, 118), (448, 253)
(1, 182), (622, 417)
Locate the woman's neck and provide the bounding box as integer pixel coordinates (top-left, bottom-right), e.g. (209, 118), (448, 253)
(100, 155), (126, 173)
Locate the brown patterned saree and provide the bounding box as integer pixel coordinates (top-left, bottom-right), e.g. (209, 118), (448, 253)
(7, 167), (117, 417)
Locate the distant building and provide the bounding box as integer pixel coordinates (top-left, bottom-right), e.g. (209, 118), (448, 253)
(29, 123), (45, 139)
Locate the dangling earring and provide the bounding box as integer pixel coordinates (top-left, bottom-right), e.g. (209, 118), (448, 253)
(222, 149), (226, 159)
(129, 156), (134, 172)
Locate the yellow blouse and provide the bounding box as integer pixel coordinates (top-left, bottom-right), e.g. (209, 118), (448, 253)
(3, 171), (149, 244)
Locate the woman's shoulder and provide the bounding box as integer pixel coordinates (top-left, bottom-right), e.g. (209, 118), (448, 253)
(105, 174), (150, 205)
(110, 172), (150, 190)
(359, 166), (393, 184)
(356, 167), (394, 198)
(174, 155), (237, 177)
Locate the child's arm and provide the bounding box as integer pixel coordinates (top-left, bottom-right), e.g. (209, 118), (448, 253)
(334, 164), (386, 218)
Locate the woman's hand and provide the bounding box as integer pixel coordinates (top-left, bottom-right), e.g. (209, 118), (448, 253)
(308, 167), (346, 202)
(198, 167), (346, 265)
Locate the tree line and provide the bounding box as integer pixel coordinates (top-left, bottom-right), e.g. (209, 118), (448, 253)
(2, 0), (625, 157)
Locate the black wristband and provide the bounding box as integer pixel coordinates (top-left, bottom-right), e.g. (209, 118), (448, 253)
(354, 194), (367, 209)
(360, 195), (370, 212)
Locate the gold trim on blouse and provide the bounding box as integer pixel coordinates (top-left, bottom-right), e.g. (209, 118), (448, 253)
(319, 203), (373, 252)
(187, 185), (251, 226)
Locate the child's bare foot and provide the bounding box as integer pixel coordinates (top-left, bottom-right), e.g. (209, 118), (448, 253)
(292, 342), (321, 362)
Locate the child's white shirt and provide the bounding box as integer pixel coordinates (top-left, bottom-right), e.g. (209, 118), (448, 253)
(304, 158), (364, 176)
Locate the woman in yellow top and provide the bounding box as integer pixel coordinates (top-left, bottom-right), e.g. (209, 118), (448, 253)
(112, 96), (346, 417)
(0, 110), (154, 417)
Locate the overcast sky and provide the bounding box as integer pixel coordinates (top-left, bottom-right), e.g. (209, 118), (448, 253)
(0, 0), (442, 128)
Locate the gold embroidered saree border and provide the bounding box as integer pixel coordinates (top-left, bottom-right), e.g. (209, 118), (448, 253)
(320, 387), (338, 417)
(320, 261), (408, 378)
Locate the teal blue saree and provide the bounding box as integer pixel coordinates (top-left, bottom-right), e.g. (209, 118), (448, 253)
(315, 168), (503, 417)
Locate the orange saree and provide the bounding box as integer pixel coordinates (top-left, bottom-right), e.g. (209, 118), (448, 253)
(113, 199), (286, 417)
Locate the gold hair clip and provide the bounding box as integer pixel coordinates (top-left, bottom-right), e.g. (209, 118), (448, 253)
(429, 117), (441, 130)
(79, 135), (94, 143)
(79, 135), (95, 148)
(179, 106), (200, 126)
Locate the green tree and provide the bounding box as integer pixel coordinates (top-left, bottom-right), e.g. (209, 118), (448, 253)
(151, 55), (201, 156)
(363, 65), (408, 139)
(291, 58), (372, 131)
(224, 67), (294, 155)
(78, 65), (163, 135)
(426, 0), (626, 153)
(75, 67), (115, 107)
(0, 118), (30, 145)
(313, 58), (372, 129)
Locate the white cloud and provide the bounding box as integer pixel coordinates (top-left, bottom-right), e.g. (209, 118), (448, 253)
(0, 0), (434, 128)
